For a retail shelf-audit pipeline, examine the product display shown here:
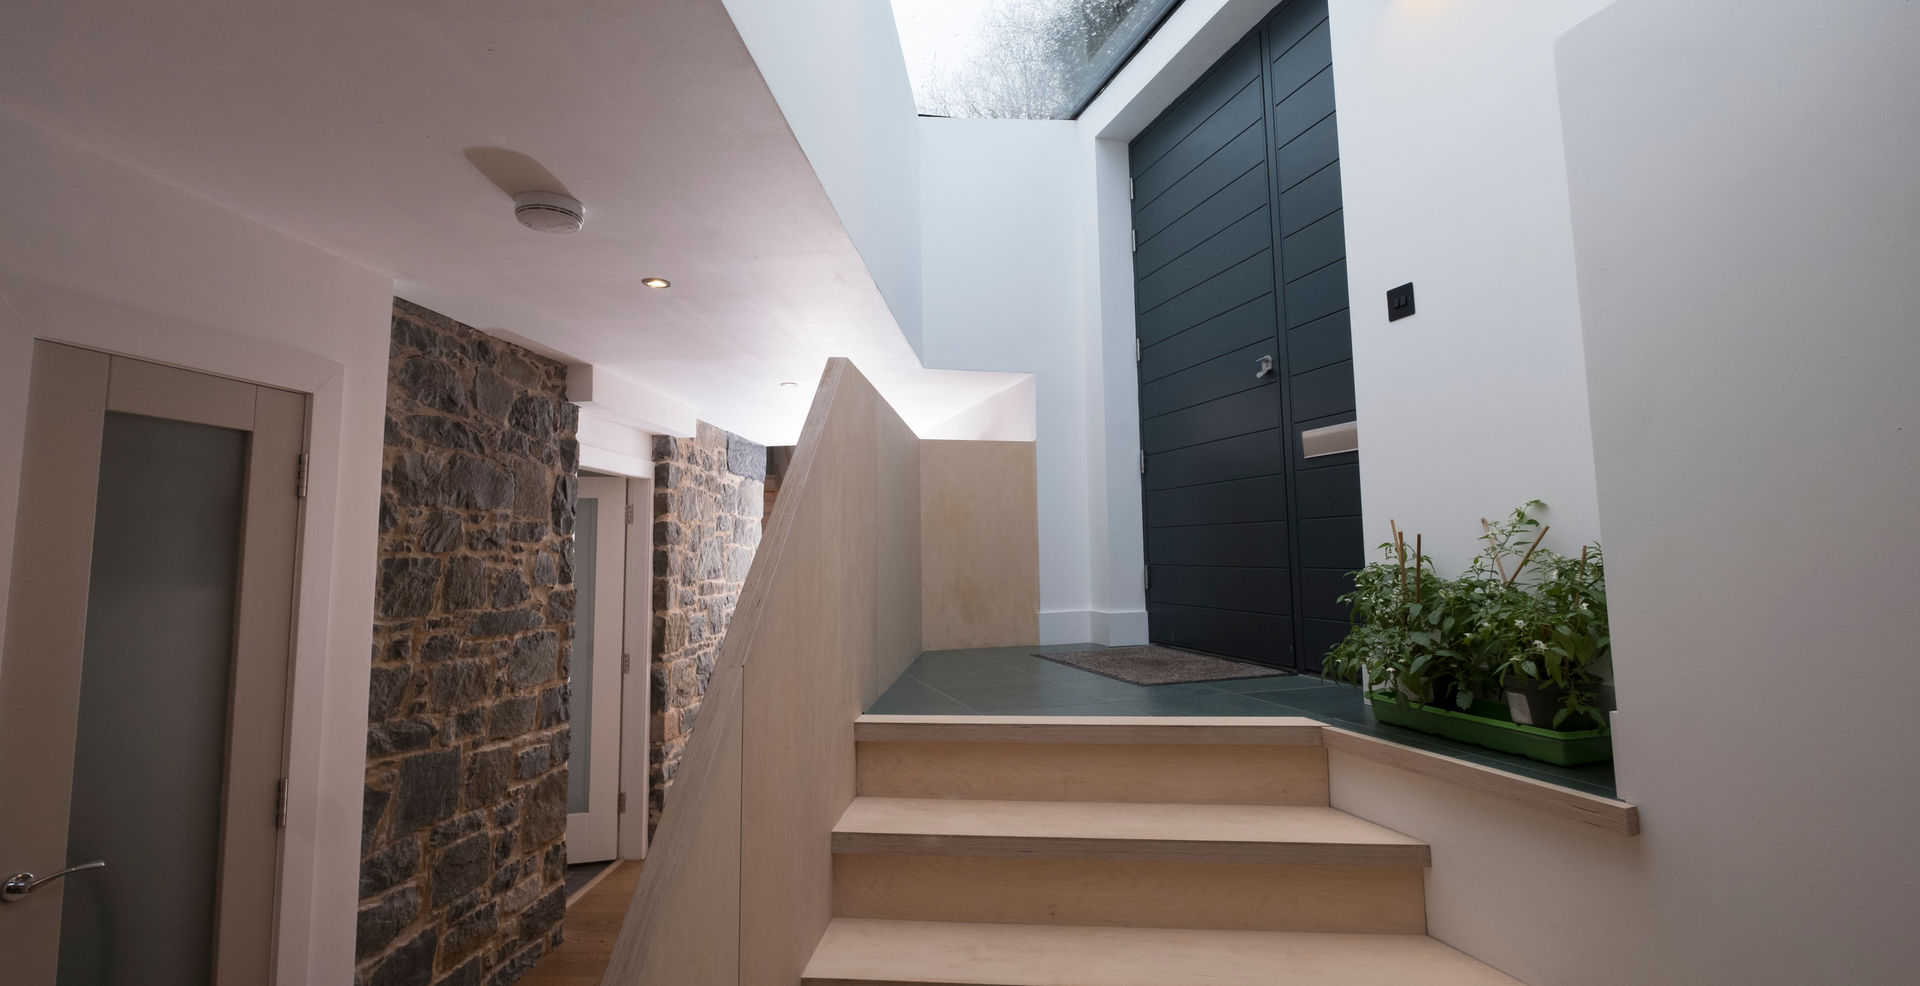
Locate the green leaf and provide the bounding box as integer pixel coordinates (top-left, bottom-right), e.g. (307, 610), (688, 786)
(1552, 707), (1572, 728)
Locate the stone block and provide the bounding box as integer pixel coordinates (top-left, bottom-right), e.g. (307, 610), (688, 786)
(431, 834), (491, 908)
(369, 719), (436, 756)
(519, 772), (568, 847)
(440, 556), (485, 611)
(471, 608), (540, 638)
(515, 745), (550, 779)
(368, 666), (410, 721)
(367, 927), (438, 986)
(464, 746), (512, 808)
(420, 634), (459, 663)
(509, 394), (557, 440)
(492, 568), (531, 608)
(429, 660), (490, 712)
(401, 414), (481, 452)
(435, 957), (485, 986)
(506, 631), (559, 689)
(472, 370), (515, 422)
(359, 837), (419, 898)
(726, 432), (766, 480)
(397, 356), (467, 415)
(356, 884), (421, 959)
(439, 900), (497, 964)
(379, 557), (443, 619)
(518, 886), (565, 939)
(449, 455), (513, 511)
(488, 697), (535, 740)
(396, 750), (460, 830)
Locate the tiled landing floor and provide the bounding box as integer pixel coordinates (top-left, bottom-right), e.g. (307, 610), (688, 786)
(869, 645), (1618, 799)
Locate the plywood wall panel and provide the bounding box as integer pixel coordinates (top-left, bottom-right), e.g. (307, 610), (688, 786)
(921, 441), (1039, 649)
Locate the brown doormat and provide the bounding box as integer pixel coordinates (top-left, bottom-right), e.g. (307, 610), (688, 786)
(1034, 646), (1288, 686)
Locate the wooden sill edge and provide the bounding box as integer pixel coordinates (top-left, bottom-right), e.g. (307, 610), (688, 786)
(1321, 725), (1641, 836)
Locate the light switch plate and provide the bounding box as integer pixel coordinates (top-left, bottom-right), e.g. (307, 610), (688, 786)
(1387, 282), (1416, 321)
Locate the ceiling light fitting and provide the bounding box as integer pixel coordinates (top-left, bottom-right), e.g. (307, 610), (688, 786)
(779, 381), (799, 389)
(513, 191), (585, 234)
(641, 277), (671, 289)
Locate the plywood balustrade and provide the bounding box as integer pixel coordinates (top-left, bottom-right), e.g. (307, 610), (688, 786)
(600, 359), (934, 986)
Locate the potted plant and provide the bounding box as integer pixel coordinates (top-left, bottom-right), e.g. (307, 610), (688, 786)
(1322, 502), (1615, 766)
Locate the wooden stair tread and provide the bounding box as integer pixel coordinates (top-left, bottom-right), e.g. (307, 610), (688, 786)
(855, 714), (1324, 746)
(802, 919), (1523, 986)
(832, 798), (1428, 866)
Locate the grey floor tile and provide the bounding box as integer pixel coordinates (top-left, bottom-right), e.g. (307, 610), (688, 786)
(904, 654), (1040, 691)
(1201, 673), (1327, 694)
(866, 675), (971, 715)
(1109, 689), (1298, 717)
(946, 679), (1130, 714)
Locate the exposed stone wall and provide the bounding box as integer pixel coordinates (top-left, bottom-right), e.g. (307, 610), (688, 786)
(648, 422), (764, 833)
(358, 299), (579, 986)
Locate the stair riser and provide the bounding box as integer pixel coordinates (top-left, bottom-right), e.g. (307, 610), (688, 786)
(833, 854), (1427, 935)
(855, 741), (1330, 805)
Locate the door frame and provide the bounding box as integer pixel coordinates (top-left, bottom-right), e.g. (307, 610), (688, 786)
(0, 343), (305, 984)
(0, 282), (373, 986)
(568, 475), (629, 862)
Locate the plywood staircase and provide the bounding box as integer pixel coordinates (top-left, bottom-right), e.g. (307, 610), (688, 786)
(801, 715), (1522, 986)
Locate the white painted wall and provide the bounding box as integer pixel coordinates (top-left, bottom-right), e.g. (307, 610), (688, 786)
(1328, 0), (1612, 569)
(1334, 2), (1920, 983)
(0, 111), (394, 986)
(916, 118), (1108, 640)
(720, 0), (925, 355)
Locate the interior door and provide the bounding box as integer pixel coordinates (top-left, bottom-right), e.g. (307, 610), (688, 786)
(1130, 0), (1361, 671)
(0, 342), (304, 986)
(567, 475), (627, 862)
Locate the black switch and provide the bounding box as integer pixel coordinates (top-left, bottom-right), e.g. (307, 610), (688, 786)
(1387, 282), (1416, 321)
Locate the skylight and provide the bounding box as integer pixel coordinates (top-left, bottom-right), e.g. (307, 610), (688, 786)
(891, 0), (1183, 119)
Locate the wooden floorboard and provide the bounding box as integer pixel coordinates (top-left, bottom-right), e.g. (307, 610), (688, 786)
(519, 859), (645, 986)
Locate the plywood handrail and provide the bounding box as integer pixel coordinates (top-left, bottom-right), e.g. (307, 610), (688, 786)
(602, 358), (925, 986)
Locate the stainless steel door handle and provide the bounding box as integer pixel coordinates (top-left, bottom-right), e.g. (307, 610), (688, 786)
(3, 860), (106, 902)
(1255, 355), (1275, 379)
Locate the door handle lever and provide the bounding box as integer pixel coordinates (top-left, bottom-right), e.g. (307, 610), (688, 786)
(1255, 355), (1275, 379)
(3, 860), (106, 903)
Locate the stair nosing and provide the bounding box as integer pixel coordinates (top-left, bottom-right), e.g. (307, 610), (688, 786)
(803, 919), (1523, 986)
(854, 714), (1325, 746)
(831, 797), (1431, 867)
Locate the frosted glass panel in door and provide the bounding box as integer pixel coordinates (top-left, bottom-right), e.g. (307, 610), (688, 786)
(568, 497), (598, 814)
(58, 412), (247, 986)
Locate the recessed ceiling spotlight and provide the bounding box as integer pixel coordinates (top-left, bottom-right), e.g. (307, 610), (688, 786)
(513, 191), (585, 233)
(641, 277), (671, 289)
(779, 381), (799, 389)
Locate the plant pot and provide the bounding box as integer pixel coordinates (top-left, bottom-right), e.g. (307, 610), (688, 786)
(1503, 679), (1602, 729)
(1369, 692), (1613, 766)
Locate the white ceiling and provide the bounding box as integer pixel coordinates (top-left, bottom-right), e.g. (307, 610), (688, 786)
(0, 0), (1025, 444)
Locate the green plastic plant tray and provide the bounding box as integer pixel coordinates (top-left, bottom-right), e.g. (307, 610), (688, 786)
(1367, 692), (1613, 766)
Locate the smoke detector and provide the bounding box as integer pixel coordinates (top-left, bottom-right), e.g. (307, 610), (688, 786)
(513, 191), (585, 234)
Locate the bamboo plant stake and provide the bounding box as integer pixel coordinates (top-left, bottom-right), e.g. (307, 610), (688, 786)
(1481, 517), (1510, 582)
(1507, 524), (1551, 585)
(1413, 533), (1423, 600)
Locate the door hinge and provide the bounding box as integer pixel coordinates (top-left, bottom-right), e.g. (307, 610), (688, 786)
(1138, 450), (1146, 474)
(295, 454), (310, 499)
(1131, 228), (1137, 252)
(275, 777), (290, 828)
(626, 503), (635, 524)
(1144, 565), (1151, 590)
(617, 791), (628, 814)
(622, 652), (632, 674)
(1134, 337), (1141, 362)
(1129, 177), (1135, 200)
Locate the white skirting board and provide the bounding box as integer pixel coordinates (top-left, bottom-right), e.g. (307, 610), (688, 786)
(1039, 610), (1148, 646)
